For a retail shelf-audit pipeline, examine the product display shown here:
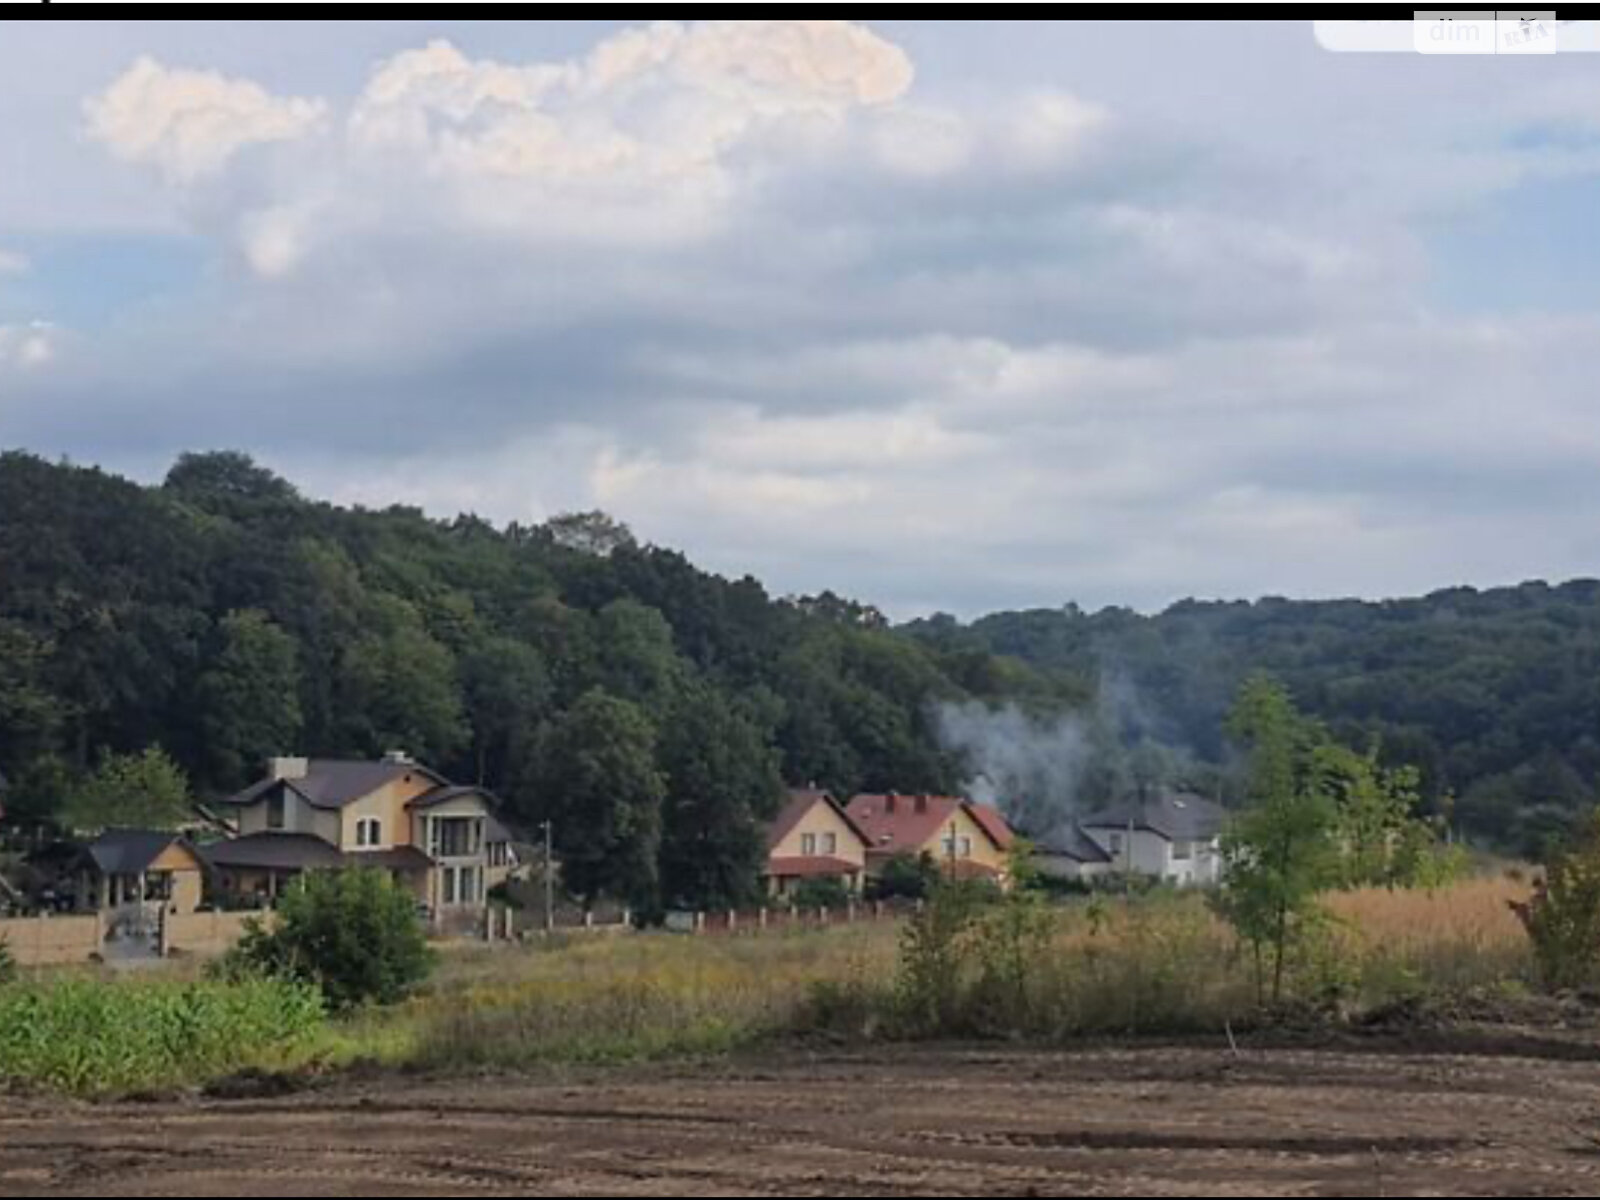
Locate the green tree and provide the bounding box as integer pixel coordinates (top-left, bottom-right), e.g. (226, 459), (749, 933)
(223, 868), (433, 1010)
(1215, 676), (1338, 1005)
(536, 690), (665, 912)
(460, 636), (550, 794)
(338, 595), (467, 763)
(1515, 812), (1600, 991)
(196, 610), (304, 789)
(63, 747), (192, 833)
(657, 682), (783, 910)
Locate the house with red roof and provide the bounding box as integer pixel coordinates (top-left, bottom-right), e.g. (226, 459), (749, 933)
(764, 787), (872, 899)
(846, 792), (1015, 886)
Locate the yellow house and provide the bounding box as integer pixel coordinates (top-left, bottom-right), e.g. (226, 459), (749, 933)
(845, 793), (1013, 885)
(765, 788), (871, 898)
(207, 753), (516, 921)
(75, 830), (206, 915)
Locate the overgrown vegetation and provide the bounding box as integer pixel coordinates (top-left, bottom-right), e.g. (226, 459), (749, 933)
(0, 936), (14, 986)
(0, 976), (323, 1096)
(219, 869), (434, 1011)
(1515, 813), (1600, 991)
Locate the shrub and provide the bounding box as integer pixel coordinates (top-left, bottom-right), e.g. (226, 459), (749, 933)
(0, 936), (14, 985)
(221, 869), (434, 1011)
(789, 877), (852, 911)
(1515, 813), (1600, 991)
(869, 853), (941, 901)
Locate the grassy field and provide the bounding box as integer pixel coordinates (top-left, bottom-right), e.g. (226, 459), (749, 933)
(0, 875), (1540, 1096)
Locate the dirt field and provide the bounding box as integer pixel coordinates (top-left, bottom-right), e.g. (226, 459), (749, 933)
(4, 1043), (1600, 1196)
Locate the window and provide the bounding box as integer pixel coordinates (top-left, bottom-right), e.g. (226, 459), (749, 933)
(355, 817), (382, 848)
(821, 832), (837, 855)
(488, 841), (508, 868)
(442, 867), (458, 905)
(431, 817), (481, 858)
(801, 833), (818, 855)
(959, 836), (973, 859)
(1172, 839), (1192, 861)
(1108, 832), (1124, 855)
(267, 790), (286, 831)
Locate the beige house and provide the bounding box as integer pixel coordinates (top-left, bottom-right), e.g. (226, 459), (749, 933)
(846, 792), (1014, 885)
(208, 753), (516, 922)
(764, 788), (871, 898)
(74, 830), (206, 915)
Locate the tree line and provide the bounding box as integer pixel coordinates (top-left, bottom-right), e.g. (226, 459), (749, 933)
(0, 451), (1080, 912)
(906, 585), (1600, 856)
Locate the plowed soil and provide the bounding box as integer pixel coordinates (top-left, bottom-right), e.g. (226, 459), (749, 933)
(4, 1044), (1600, 1196)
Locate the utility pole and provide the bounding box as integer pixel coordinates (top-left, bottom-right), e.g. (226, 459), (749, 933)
(543, 819), (555, 934)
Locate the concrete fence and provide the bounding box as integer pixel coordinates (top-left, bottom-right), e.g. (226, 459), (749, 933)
(163, 910), (263, 958)
(0, 913), (105, 966)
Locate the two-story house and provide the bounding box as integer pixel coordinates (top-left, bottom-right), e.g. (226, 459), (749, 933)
(206, 753), (517, 919)
(764, 787), (872, 898)
(1077, 789), (1227, 886)
(845, 792), (1014, 885)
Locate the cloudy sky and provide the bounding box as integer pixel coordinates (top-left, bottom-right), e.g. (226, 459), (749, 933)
(3, 20), (1600, 617)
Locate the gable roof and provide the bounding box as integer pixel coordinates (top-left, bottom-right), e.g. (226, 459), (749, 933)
(1037, 824), (1115, 864)
(408, 784), (494, 812)
(1079, 790), (1229, 842)
(968, 803), (1016, 852)
(845, 793), (1006, 858)
(220, 758), (448, 811)
(768, 788), (870, 853)
(84, 830), (200, 876)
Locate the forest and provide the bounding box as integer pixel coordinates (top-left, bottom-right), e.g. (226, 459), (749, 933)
(0, 449), (1595, 905)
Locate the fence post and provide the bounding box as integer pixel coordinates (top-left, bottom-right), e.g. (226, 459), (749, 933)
(584, 910), (594, 930)
(759, 907), (768, 930)
(728, 909), (737, 934)
(847, 901), (856, 924)
(874, 900), (883, 921)
(504, 906), (515, 941)
(157, 906), (170, 958)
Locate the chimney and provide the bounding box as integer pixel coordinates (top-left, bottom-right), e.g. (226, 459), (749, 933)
(915, 794), (929, 815)
(268, 756), (308, 781)
(885, 792), (897, 815)
(382, 749), (414, 766)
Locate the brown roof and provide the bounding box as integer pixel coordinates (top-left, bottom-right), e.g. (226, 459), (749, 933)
(220, 759), (448, 811)
(767, 788), (870, 853)
(968, 803), (1016, 851)
(202, 832), (346, 872)
(765, 855), (865, 880)
(847, 792), (1006, 858)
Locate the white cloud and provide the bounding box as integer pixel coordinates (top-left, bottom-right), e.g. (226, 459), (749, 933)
(23, 21), (1600, 615)
(84, 56), (325, 183)
(0, 248), (28, 276)
(0, 322), (59, 370)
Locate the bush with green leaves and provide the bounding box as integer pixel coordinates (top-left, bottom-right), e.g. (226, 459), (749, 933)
(868, 852), (942, 901)
(1515, 812), (1600, 991)
(788, 877), (853, 911)
(220, 869), (434, 1010)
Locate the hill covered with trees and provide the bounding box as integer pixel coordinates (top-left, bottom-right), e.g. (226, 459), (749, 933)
(0, 451), (1081, 911)
(4, 449), (1596, 888)
(905, 584), (1600, 856)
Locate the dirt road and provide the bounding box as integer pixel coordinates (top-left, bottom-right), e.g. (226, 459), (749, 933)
(3, 1044), (1599, 1196)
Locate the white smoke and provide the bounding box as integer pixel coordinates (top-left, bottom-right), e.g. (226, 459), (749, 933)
(934, 701), (1097, 838)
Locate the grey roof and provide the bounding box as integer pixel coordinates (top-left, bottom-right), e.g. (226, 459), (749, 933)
(408, 784), (490, 811)
(220, 759), (447, 811)
(85, 830), (197, 876)
(1037, 824), (1115, 864)
(202, 832), (346, 872)
(1079, 790), (1229, 842)
(345, 846), (434, 872)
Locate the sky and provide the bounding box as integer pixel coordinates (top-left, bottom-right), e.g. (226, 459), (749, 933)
(4, 19), (1600, 618)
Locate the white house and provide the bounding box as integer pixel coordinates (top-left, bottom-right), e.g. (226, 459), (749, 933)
(1076, 790), (1228, 886)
